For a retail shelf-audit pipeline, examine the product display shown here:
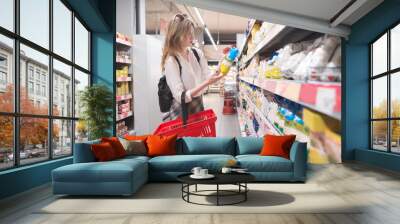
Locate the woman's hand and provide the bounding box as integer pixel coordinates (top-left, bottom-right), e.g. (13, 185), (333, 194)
(207, 70), (224, 85)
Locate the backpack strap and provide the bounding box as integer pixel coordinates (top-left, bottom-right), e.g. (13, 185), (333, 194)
(191, 48), (200, 64)
(173, 55), (182, 77)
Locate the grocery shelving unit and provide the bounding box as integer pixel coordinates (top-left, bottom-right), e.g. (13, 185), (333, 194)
(115, 32), (134, 136)
(237, 19), (342, 164)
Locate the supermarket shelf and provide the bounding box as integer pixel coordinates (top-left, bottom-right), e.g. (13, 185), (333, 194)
(116, 58), (132, 64)
(240, 24), (286, 66)
(238, 19), (256, 60)
(117, 111), (133, 121)
(241, 93), (283, 135)
(239, 76), (341, 120)
(116, 76), (132, 82)
(116, 94), (133, 102)
(116, 38), (132, 47)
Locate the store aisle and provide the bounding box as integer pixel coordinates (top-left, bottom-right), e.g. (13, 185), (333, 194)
(203, 93), (241, 137)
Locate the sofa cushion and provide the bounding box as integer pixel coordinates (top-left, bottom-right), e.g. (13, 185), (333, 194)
(236, 155), (293, 172)
(101, 137), (127, 158)
(147, 134), (177, 157)
(180, 137), (236, 155)
(91, 142), (118, 161)
(149, 154), (235, 172)
(260, 134), (296, 159)
(53, 158), (147, 183)
(73, 140), (100, 163)
(236, 137), (263, 155)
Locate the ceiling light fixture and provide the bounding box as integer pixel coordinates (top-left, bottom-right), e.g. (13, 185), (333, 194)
(193, 7), (218, 51)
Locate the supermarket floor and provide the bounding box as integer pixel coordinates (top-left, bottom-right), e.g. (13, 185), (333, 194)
(203, 93), (241, 137)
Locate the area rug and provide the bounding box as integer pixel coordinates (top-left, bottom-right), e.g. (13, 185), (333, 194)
(37, 183), (362, 214)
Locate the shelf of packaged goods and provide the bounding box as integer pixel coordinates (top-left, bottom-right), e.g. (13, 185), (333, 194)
(116, 94), (133, 102)
(240, 24), (286, 66)
(239, 76), (341, 120)
(240, 93), (283, 136)
(237, 106), (257, 137)
(116, 38), (132, 47)
(116, 58), (132, 64)
(240, 91), (309, 141)
(238, 19), (257, 60)
(116, 76), (132, 82)
(117, 111), (133, 121)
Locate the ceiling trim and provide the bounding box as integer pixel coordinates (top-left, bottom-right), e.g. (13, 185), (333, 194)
(176, 0), (351, 37)
(330, 0), (368, 27)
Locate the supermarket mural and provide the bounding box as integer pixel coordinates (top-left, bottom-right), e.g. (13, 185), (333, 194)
(237, 22), (342, 164)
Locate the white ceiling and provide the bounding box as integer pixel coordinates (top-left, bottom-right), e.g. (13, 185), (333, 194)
(176, 0), (384, 37)
(226, 0), (353, 24)
(146, 0), (248, 34)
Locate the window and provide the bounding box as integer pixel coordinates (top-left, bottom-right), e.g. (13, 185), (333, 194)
(370, 22), (400, 154)
(42, 85), (46, 97)
(0, 116), (13, 170)
(28, 67), (34, 80)
(0, 0), (14, 31)
(0, 1), (91, 170)
(75, 18), (89, 70)
(0, 35), (14, 113)
(53, 0), (72, 60)
(20, 0), (49, 49)
(28, 81), (34, 94)
(53, 119), (72, 158)
(53, 59), (72, 117)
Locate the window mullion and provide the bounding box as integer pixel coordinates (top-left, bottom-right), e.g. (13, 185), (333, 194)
(71, 10), (76, 154)
(388, 30), (391, 152)
(14, 0), (20, 167)
(48, 0), (54, 160)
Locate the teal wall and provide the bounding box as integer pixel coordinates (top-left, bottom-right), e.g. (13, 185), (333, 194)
(343, 0), (400, 171)
(0, 0), (116, 200)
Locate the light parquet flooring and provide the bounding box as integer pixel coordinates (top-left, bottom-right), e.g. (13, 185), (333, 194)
(1, 162), (400, 224)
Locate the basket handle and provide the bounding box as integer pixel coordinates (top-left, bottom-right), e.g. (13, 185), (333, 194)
(181, 90), (188, 126)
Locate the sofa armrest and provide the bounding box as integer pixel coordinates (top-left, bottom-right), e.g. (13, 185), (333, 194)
(289, 141), (307, 181)
(73, 140), (100, 163)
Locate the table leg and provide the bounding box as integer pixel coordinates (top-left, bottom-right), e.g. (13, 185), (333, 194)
(195, 184), (198, 192)
(217, 184), (219, 206)
(245, 183), (247, 201)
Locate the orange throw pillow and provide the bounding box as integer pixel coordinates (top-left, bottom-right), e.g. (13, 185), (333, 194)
(260, 134), (296, 159)
(124, 135), (149, 141)
(91, 142), (117, 161)
(101, 137), (126, 158)
(146, 134), (177, 157)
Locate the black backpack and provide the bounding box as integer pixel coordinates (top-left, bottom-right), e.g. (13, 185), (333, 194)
(158, 48), (200, 113)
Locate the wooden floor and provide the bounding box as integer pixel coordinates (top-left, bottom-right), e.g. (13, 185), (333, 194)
(1, 162), (400, 224)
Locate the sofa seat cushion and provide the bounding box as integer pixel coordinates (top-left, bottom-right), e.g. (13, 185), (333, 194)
(149, 154), (235, 172)
(236, 155), (293, 172)
(53, 159), (147, 183)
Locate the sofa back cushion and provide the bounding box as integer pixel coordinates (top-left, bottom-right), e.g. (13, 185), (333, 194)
(236, 137), (263, 155)
(73, 139), (100, 163)
(179, 137), (236, 155)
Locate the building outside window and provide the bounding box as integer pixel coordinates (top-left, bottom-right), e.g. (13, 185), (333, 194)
(0, 0), (91, 170)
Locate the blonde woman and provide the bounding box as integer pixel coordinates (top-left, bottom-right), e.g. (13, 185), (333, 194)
(161, 13), (223, 121)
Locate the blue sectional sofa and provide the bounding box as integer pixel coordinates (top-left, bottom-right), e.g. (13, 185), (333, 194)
(52, 137), (307, 196)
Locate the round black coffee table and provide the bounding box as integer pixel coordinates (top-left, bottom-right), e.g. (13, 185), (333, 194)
(177, 173), (255, 206)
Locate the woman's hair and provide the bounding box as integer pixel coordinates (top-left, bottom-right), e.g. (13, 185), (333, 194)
(161, 14), (195, 70)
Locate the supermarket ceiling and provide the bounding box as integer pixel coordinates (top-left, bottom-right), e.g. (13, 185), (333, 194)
(146, 0), (248, 34)
(176, 0), (384, 37)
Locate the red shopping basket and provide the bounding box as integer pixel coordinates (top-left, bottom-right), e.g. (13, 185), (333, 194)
(153, 109), (217, 137)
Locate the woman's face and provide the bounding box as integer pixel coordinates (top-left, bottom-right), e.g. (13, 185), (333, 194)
(182, 27), (194, 48)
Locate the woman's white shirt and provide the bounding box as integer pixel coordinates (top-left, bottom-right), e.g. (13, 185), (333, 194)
(164, 48), (210, 103)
